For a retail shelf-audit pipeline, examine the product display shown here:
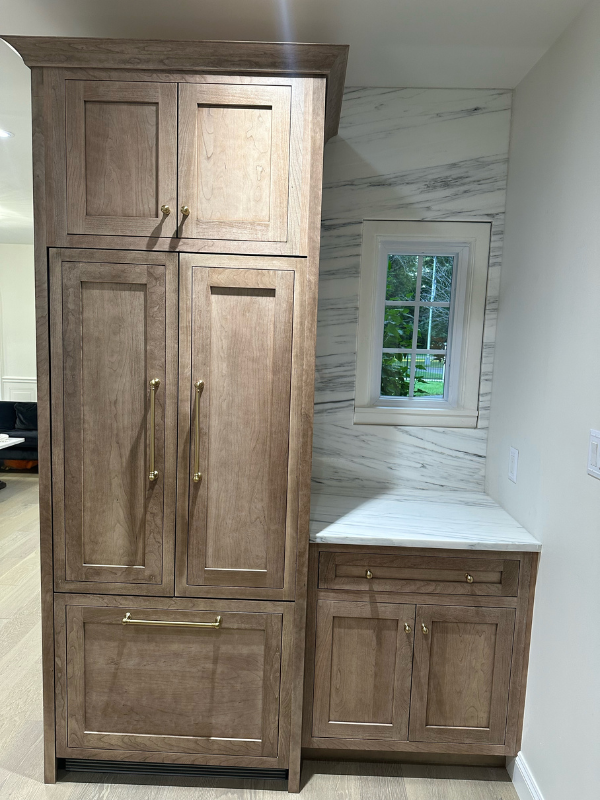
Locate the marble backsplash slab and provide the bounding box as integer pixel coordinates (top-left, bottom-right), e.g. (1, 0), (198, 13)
(313, 88), (512, 494)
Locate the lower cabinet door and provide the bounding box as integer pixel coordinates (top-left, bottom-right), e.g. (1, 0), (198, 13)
(55, 597), (285, 760)
(409, 605), (516, 744)
(312, 600), (416, 740)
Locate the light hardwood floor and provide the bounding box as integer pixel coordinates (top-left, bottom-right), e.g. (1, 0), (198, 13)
(0, 474), (519, 800)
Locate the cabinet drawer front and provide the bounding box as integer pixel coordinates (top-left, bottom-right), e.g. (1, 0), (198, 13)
(57, 601), (282, 758)
(319, 552), (519, 597)
(312, 600), (415, 741)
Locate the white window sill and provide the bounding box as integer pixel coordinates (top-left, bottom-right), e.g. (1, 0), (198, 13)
(353, 405), (479, 428)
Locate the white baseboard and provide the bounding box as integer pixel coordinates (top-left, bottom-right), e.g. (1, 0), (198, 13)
(507, 753), (544, 800)
(1, 376), (37, 402)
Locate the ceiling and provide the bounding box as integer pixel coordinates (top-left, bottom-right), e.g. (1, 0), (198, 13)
(0, 0), (589, 243)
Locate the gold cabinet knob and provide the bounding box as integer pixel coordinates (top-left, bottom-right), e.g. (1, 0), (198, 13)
(365, 569), (373, 579)
(421, 623), (429, 635)
(465, 573), (474, 583)
(404, 623), (412, 633)
(181, 205), (190, 217)
(160, 204), (171, 216)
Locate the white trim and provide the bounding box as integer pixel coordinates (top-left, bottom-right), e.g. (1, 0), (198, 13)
(507, 753), (545, 800)
(354, 220), (491, 427)
(1, 376), (38, 402)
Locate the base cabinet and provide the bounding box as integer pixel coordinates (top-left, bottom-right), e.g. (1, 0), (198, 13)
(54, 596), (291, 765)
(304, 545), (538, 758)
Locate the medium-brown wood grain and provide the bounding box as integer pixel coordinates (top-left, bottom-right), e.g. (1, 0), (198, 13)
(312, 600), (416, 742)
(409, 605), (515, 745)
(4, 37), (348, 141)
(66, 81), (177, 237)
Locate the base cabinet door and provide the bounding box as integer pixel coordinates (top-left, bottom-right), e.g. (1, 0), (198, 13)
(409, 605), (516, 745)
(312, 600), (416, 740)
(55, 598), (285, 760)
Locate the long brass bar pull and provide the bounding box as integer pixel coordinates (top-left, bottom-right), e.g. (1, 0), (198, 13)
(122, 612), (221, 629)
(193, 380), (204, 483)
(148, 378), (160, 481)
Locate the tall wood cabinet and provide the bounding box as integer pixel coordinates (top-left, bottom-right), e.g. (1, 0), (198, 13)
(7, 35), (348, 792)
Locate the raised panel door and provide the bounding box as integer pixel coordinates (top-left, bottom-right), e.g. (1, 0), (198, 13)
(66, 81), (177, 237)
(178, 81), (291, 242)
(312, 600), (415, 740)
(50, 250), (177, 594)
(177, 260), (295, 594)
(55, 598), (283, 759)
(409, 605), (516, 744)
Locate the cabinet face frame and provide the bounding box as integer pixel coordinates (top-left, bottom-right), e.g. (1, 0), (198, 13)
(176, 253), (305, 600)
(54, 594), (293, 767)
(43, 70), (318, 256)
(409, 604), (516, 745)
(65, 80), (178, 238)
(312, 599), (415, 741)
(50, 249), (178, 595)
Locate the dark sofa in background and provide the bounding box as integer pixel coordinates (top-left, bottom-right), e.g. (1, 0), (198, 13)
(0, 401), (38, 463)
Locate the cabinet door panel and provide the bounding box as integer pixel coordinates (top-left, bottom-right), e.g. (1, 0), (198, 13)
(409, 605), (515, 744)
(66, 81), (177, 237)
(178, 82), (291, 242)
(51, 251), (177, 593)
(57, 601), (282, 758)
(181, 265), (294, 592)
(312, 600), (415, 740)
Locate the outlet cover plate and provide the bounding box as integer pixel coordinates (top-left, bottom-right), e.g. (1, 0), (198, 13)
(508, 446), (519, 483)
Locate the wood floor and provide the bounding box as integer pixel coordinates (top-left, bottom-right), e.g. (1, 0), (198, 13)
(0, 474), (519, 799)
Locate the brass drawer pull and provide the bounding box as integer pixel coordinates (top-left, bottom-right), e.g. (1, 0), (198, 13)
(365, 569), (373, 579)
(193, 380), (204, 483)
(404, 623), (412, 633)
(148, 378), (160, 481)
(421, 623), (429, 635)
(181, 205), (190, 217)
(160, 204), (171, 216)
(465, 573), (474, 583)
(122, 612), (221, 629)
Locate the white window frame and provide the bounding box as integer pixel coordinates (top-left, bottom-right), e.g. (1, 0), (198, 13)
(354, 220), (491, 427)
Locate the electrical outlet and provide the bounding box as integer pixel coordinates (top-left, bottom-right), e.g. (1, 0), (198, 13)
(588, 430), (600, 480)
(508, 447), (519, 483)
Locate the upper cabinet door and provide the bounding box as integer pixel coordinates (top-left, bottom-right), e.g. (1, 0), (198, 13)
(50, 250), (178, 595)
(66, 81), (177, 237)
(177, 258), (296, 597)
(178, 82), (292, 243)
(409, 605), (516, 745)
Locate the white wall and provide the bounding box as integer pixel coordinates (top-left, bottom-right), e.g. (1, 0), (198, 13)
(314, 88), (512, 494)
(0, 243), (37, 400)
(486, 2), (600, 798)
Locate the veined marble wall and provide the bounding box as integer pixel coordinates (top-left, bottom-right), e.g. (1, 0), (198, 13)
(313, 88), (512, 494)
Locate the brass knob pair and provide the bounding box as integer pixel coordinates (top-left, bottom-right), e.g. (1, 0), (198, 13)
(160, 205), (191, 217)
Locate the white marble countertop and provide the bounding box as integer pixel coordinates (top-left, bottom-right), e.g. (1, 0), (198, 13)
(310, 491), (541, 552)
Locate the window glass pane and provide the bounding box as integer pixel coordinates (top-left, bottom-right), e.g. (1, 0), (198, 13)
(383, 307), (415, 349)
(417, 306), (449, 350)
(414, 354), (446, 397)
(386, 255), (418, 301)
(420, 255), (454, 302)
(381, 353), (411, 397)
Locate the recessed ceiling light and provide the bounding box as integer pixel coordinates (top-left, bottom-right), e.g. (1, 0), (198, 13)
(0, 129), (14, 138)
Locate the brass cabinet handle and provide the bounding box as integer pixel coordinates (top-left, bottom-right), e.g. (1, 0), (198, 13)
(404, 623), (412, 633)
(465, 573), (474, 583)
(148, 378), (160, 481)
(160, 204), (171, 216)
(181, 205), (190, 217)
(122, 612), (221, 629)
(365, 569), (373, 579)
(421, 623), (429, 635)
(193, 380), (204, 483)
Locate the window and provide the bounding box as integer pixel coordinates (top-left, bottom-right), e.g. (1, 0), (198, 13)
(355, 221), (491, 427)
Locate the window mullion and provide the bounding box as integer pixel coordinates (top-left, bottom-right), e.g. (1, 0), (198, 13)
(408, 256), (423, 397)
